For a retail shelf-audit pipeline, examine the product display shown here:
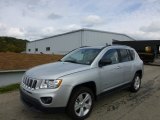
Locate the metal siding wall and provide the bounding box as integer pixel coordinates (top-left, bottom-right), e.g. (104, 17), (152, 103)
(26, 30), (134, 54)
(83, 31), (133, 46)
(26, 42), (36, 54)
(35, 39), (52, 54)
(26, 31), (82, 54)
(51, 31), (82, 54)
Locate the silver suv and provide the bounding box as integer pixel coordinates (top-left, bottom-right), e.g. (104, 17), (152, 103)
(20, 45), (143, 120)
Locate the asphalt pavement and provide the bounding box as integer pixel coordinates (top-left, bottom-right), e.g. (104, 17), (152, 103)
(0, 65), (160, 120)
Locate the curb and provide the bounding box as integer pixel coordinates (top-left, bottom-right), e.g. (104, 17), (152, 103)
(0, 69), (27, 73)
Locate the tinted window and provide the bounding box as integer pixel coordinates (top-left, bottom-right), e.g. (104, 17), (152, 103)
(46, 47), (50, 51)
(101, 49), (119, 64)
(119, 49), (131, 62)
(129, 50), (135, 60)
(35, 48), (38, 52)
(127, 50), (132, 60)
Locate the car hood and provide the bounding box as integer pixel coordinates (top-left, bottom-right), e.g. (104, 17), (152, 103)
(25, 62), (90, 79)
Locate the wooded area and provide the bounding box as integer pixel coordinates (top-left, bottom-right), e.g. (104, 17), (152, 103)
(0, 37), (28, 53)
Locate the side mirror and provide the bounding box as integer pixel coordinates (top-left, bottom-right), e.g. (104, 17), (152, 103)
(99, 59), (112, 67)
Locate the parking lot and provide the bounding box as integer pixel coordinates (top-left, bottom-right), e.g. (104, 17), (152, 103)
(0, 65), (160, 120)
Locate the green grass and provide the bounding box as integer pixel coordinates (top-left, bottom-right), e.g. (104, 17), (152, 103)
(0, 83), (20, 94)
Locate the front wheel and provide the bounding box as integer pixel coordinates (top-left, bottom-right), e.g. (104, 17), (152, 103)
(130, 73), (141, 92)
(66, 87), (94, 120)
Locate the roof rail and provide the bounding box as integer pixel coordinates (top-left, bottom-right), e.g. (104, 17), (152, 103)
(106, 43), (111, 46)
(80, 46), (90, 48)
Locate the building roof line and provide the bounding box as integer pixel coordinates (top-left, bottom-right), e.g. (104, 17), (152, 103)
(28, 28), (135, 43)
(81, 28), (136, 40)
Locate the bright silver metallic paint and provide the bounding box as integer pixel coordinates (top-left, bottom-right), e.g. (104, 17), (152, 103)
(20, 45), (143, 108)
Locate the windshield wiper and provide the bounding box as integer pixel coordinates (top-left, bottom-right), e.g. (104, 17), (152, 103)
(63, 60), (77, 63)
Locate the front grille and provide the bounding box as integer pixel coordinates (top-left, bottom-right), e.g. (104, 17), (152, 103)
(23, 76), (38, 89)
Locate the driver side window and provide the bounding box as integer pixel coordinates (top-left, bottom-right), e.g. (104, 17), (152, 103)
(101, 49), (119, 64)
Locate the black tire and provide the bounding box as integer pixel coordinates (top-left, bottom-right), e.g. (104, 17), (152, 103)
(66, 87), (94, 120)
(130, 73), (141, 92)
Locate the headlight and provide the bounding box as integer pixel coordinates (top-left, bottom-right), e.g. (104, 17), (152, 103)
(40, 79), (62, 89)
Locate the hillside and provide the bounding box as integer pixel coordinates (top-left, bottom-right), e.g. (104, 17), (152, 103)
(0, 52), (63, 70)
(0, 37), (28, 53)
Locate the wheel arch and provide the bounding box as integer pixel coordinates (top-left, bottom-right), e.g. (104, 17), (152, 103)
(66, 81), (97, 107)
(135, 70), (143, 79)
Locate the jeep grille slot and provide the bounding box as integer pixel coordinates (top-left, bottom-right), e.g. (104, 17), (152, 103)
(23, 76), (38, 89)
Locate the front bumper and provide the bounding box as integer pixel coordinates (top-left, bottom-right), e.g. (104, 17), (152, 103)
(19, 83), (72, 112)
(20, 88), (65, 112)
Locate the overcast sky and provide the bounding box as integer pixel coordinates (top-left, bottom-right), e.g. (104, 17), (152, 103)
(0, 0), (160, 41)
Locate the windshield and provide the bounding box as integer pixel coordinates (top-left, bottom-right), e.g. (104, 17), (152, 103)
(61, 48), (101, 65)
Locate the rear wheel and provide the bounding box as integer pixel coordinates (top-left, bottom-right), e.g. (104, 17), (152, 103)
(67, 87), (94, 120)
(130, 73), (141, 92)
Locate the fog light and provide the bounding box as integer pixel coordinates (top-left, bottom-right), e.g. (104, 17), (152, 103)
(41, 97), (52, 104)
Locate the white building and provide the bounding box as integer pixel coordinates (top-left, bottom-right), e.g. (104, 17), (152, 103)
(26, 28), (135, 55)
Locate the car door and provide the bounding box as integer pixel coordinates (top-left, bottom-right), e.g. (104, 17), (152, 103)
(118, 49), (133, 83)
(99, 49), (124, 92)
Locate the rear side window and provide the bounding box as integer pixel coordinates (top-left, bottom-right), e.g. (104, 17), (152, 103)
(119, 49), (131, 62)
